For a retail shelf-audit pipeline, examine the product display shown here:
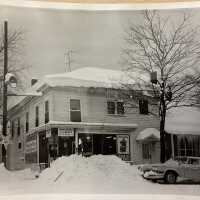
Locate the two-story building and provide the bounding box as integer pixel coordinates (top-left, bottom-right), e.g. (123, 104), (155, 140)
(6, 67), (160, 170)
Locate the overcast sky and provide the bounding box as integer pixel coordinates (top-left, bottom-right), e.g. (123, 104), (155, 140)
(0, 5), (200, 86)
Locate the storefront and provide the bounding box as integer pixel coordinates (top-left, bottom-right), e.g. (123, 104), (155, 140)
(165, 106), (200, 159)
(24, 122), (136, 166)
(78, 133), (130, 160)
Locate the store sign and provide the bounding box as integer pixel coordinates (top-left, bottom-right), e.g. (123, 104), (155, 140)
(58, 128), (74, 137)
(46, 128), (51, 138)
(25, 140), (37, 154)
(117, 135), (130, 154)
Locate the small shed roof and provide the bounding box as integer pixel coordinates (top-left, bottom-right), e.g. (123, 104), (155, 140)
(136, 128), (160, 141)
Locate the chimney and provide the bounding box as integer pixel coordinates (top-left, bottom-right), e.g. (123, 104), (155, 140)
(31, 78), (38, 86)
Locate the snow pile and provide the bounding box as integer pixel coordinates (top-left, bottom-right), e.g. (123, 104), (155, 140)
(37, 155), (142, 193)
(0, 163), (33, 181)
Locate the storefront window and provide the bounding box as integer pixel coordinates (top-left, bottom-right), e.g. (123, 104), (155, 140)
(117, 135), (129, 154)
(78, 134), (93, 156)
(177, 136), (200, 157)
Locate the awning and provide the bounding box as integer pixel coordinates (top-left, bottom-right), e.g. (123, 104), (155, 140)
(28, 121), (138, 134)
(136, 128), (160, 142)
(165, 106), (200, 135)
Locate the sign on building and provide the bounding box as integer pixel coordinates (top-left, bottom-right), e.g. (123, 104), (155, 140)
(25, 134), (37, 154)
(58, 128), (74, 137)
(25, 140), (37, 154)
(46, 128), (51, 138)
(117, 135), (130, 154)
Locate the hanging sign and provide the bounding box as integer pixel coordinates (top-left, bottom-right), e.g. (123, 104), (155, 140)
(58, 128), (74, 137)
(117, 135), (130, 154)
(25, 140), (37, 154)
(46, 128), (51, 138)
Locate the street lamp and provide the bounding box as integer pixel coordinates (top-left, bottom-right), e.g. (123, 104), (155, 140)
(150, 71), (172, 163)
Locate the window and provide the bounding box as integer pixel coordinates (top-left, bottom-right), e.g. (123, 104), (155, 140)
(26, 112), (29, 133)
(11, 121), (14, 138)
(178, 136), (194, 157)
(70, 99), (81, 122)
(139, 99), (149, 115)
(107, 101), (115, 114)
(35, 106), (39, 127)
(117, 102), (124, 115)
(18, 142), (22, 149)
(142, 143), (151, 159)
(107, 101), (125, 115)
(17, 118), (20, 136)
(45, 101), (49, 124)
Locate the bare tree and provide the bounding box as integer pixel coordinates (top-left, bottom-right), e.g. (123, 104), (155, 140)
(122, 10), (200, 162)
(0, 25), (28, 100)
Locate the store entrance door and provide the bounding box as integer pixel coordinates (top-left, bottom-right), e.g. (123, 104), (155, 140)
(103, 135), (117, 155)
(39, 133), (48, 165)
(58, 137), (73, 156)
(93, 135), (103, 154)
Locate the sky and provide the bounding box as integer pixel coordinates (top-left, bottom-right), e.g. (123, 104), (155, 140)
(0, 5), (200, 86)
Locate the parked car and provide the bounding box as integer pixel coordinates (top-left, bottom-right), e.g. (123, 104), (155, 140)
(138, 157), (200, 184)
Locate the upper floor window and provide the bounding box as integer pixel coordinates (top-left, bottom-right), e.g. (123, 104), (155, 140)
(35, 106), (39, 127)
(18, 142), (22, 150)
(11, 121), (15, 138)
(70, 99), (81, 122)
(17, 118), (20, 136)
(45, 100), (49, 124)
(26, 112), (29, 133)
(139, 99), (149, 115)
(107, 101), (125, 115)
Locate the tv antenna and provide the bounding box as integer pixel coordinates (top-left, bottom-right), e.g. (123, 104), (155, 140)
(65, 50), (74, 72)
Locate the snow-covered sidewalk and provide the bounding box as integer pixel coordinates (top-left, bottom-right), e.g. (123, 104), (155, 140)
(0, 155), (200, 198)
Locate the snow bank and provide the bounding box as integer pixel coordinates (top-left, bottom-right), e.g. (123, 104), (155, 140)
(37, 155), (142, 193)
(0, 156), (200, 195)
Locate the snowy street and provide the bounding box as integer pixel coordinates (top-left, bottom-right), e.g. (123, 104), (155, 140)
(0, 155), (200, 199)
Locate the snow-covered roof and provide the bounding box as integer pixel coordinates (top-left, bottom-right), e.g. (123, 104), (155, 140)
(8, 67), (149, 110)
(165, 106), (200, 135)
(136, 128), (160, 141)
(43, 67), (148, 89)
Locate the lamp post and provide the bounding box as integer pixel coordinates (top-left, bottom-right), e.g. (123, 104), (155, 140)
(150, 71), (172, 163)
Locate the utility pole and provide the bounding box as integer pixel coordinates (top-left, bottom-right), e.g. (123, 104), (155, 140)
(3, 21), (8, 137)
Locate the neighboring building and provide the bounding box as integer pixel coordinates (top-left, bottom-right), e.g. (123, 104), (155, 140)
(165, 106), (200, 159)
(6, 67), (160, 170)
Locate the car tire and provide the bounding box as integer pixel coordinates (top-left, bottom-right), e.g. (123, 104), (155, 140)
(165, 171), (177, 184)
